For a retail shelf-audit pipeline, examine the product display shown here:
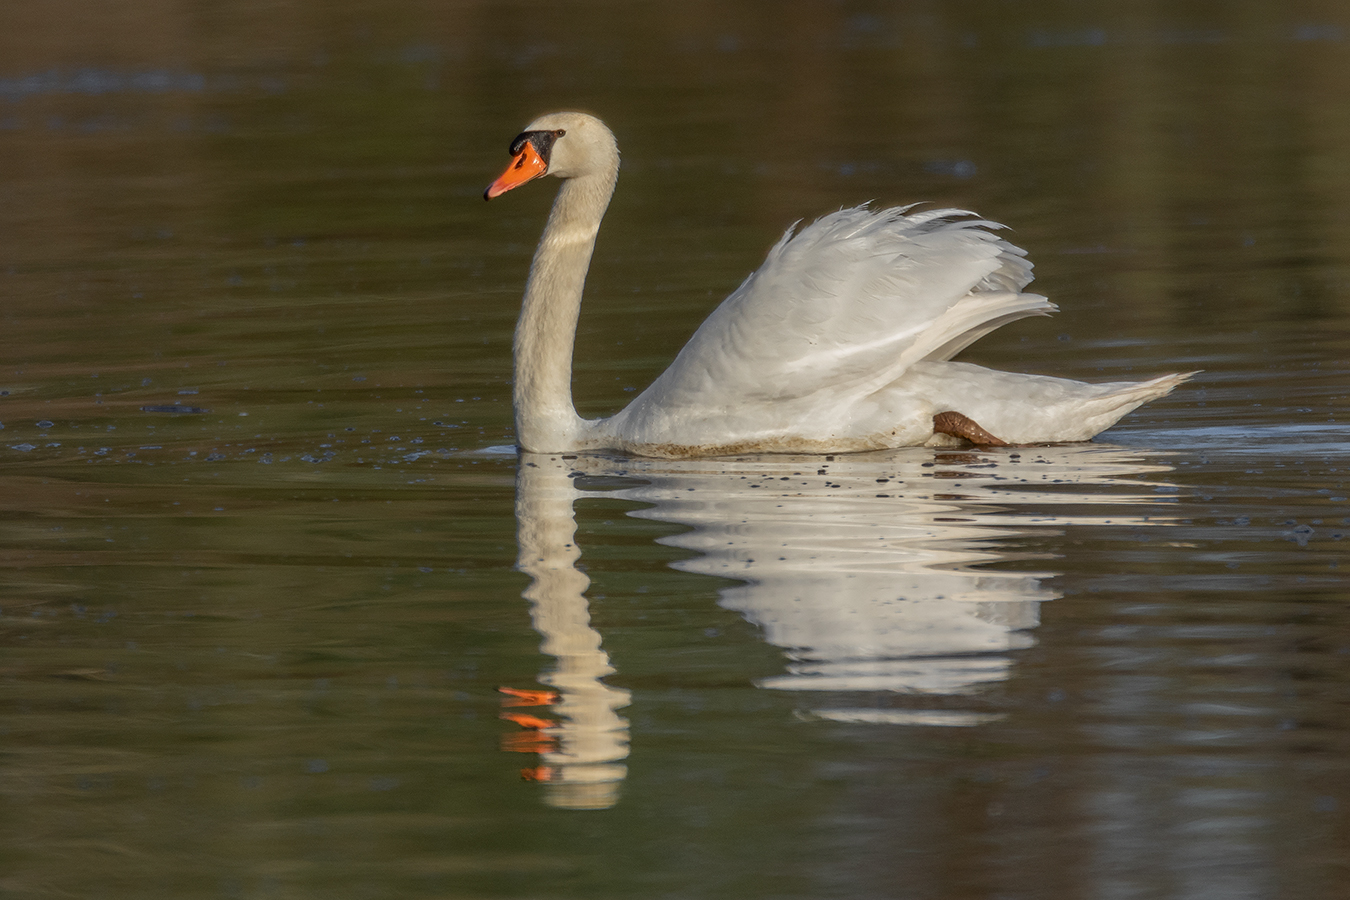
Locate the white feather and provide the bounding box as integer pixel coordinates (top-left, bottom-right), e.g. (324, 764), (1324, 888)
(492, 113), (1194, 457)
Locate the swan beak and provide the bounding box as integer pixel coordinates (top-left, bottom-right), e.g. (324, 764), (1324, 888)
(485, 142), (548, 200)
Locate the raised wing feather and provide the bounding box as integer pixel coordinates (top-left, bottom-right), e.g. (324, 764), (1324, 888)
(608, 206), (1052, 442)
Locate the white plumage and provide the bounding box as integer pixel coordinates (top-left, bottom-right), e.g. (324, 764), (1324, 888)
(485, 112), (1193, 457)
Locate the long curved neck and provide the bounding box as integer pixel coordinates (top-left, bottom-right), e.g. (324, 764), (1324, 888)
(513, 165), (618, 452)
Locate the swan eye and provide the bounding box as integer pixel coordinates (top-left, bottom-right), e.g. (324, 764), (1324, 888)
(507, 129), (562, 163)
(554, 129), (566, 137)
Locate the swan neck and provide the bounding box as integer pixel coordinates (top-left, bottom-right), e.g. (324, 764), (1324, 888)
(513, 166), (617, 451)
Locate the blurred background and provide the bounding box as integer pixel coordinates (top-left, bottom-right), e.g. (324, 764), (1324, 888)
(4, 0), (1348, 427)
(2, 2), (1348, 898)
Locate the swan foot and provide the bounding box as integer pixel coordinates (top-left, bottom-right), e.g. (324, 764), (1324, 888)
(932, 411), (1009, 447)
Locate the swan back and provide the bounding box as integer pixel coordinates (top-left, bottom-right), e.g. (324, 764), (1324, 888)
(601, 206), (1052, 448)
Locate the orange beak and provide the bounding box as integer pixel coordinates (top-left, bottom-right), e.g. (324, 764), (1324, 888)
(484, 142), (548, 200)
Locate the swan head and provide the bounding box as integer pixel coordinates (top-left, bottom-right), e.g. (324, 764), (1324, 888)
(484, 111), (617, 200)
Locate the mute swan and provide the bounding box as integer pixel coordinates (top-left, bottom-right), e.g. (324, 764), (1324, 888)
(485, 111), (1192, 457)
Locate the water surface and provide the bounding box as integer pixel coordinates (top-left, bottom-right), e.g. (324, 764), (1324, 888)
(2, 2), (1349, 897)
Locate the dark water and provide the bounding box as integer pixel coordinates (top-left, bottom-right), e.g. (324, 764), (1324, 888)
(3, 3), (1349, 898)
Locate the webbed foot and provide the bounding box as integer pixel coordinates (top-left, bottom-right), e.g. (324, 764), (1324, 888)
(932, 411), (1009, 447)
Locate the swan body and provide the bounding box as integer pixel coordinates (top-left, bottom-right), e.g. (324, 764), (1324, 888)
(486, 112), (1192, 458)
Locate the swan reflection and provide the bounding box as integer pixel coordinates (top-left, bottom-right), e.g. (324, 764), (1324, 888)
(505, 444), (1176, 807)
(504, 457), (633, 811)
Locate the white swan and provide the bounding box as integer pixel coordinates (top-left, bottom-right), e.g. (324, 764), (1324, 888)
(485, 111), (1192, 457)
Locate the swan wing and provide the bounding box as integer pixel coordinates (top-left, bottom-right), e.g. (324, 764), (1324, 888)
(608, 206), (1053, 443)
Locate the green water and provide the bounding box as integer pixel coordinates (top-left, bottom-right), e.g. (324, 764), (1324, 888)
(2, 3), (1349, 898)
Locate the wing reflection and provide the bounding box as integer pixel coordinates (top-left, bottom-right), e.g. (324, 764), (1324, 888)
(506, 445), (1176, 805)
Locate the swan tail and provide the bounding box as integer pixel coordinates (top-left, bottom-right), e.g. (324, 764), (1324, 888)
(896, 363), (1198, 444)
(1019, 369), (1200, 442)
(1106, 370), (1199, 403)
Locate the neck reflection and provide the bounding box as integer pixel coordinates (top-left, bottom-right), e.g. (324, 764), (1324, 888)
(504, 457), (631, 811)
